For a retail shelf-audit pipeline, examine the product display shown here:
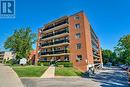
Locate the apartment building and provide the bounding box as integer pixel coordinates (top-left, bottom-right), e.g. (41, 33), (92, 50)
(36, 11), (103, 72)
(0, 51), (5, 63)
(0, 51), (15, 63)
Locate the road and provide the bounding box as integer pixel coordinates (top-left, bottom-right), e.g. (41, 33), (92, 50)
(21, 67), (129, 87)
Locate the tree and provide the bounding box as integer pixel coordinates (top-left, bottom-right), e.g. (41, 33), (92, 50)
(102, 49), (117, 65)
(4, 28), (37, 61)
(114, 34), (130, 65)
(102, 49), (113, 64)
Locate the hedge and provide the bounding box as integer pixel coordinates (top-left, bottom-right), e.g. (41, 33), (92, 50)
(37, 61), (73, 67)
(55, 61), (73, 67)
(37, 61), (50, 66)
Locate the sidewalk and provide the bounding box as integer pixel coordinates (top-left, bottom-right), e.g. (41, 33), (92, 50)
(0, 63), (24, 87)
(41, 65), (55, 78)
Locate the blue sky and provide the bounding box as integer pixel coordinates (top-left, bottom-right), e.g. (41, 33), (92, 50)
(0, 0), (130, 51)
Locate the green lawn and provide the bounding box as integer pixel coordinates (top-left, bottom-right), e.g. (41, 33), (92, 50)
(55, 67), (84, 76)
(12, 66), (48, 77)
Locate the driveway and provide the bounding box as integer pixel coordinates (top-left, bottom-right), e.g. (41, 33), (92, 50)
(21, 66), (129, 87)
(0, 63), (24, 87)
(92, 66), (129, 87)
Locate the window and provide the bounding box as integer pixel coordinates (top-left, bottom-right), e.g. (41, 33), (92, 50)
(76, 55), (82, 61)
(74, 16), (80, 20)
(76, 33), (81, 39)
(77, 43), (81, 49)
(75, 24), (80, 29)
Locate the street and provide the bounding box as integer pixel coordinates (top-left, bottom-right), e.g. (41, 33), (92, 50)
(21, 67), (129, 87)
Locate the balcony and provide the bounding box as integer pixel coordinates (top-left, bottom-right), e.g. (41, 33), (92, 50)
(53, 49), (68, 54)
(41, 51), (53, 55)
(0, 51), (5, 54)
(41, 28), (69, 40)
(40, 49), (69, 57)
(54, 39), (69, 44)
(0, 58), (3, 59)
(92, 45), (99, 52)
(55, 29), (69, 35)
(42, 33), (53, 39)
(42, 43), (70, 49)
(43, 20), (68, 31)
(41, 42), (53, 47)
(94, 60), (101, 64)
(92, 39), (98, 48)
(41, 39), (69, 47)
(93, 51), (100, 58)
(93, 54), (100, 58)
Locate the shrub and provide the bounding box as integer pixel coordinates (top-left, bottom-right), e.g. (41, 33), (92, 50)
(6, 59), (13, 65)
(27, 60), (32, 65)
(37, 61), (50, 66)
(55, 61), (73, 67)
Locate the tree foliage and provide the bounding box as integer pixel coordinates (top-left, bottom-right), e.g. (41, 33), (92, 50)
(102, 49), (117, 65)
(114, 34), (130, 65)
(4, 28), (37, 60)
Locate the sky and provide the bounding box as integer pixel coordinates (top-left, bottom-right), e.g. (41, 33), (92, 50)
(0, 0), (130, 51)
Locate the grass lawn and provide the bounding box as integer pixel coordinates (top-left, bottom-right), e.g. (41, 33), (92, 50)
(55, 67), (84, 76)
(12, 66), (48, 77)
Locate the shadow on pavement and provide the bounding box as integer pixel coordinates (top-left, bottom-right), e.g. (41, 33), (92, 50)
(92, 68), (129, 87)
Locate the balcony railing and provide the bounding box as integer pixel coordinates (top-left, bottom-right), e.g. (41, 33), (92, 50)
(41, 39), (69, 47)
(43, 20), (68, 31)
(41, 51), (53, 55)
(92, 44), (99, 51)
(42, 33), (54, 39)
(53, 49), (67, 54)
(54, 29), (69, 35)
(40, 49), (68, 55)
(93, 54), (100, 58)
(41, 42), (53, 47)
(94, 61), (101, 64)
(54, 39), (69, 44)
(41, 29), (69, 39)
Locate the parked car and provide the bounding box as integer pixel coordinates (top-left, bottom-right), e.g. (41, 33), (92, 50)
(123, 66), (129, 70)
(119, 64), (129, 70)
(106, 62), (112, 67)
(127, 67), (130, 85)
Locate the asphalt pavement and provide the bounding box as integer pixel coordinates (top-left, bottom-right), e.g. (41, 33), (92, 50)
(21, 66), (129, 87)
(92, 66), (129, 87)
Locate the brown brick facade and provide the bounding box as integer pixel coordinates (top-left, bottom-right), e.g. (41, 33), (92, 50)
(36, 11), (103, 72)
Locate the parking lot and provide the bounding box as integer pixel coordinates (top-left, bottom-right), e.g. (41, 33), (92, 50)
(92, 67), (129, 87)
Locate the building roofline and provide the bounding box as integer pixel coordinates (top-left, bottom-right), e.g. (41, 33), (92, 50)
(69, 10), (84, 17)
(44, 16), (68, 27)
(40, 10), (84, 30)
